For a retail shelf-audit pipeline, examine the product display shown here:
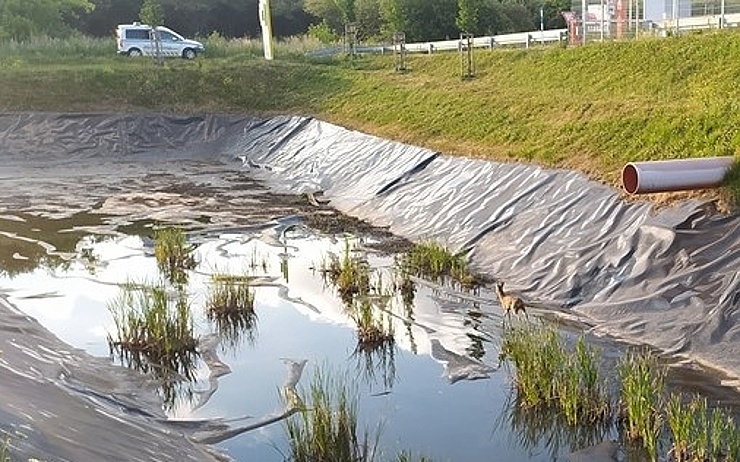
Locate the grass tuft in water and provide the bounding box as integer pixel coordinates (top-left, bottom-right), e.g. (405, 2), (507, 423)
(498, 390), (613, 460)
(667, 393), (740, 462)
(107, 283), (198, 375)
(324, 240), (371, 306)
(398, 241), (478, 289)
(352, 337), (397, 390)
(353, 299), (394, 347)
(285, 366), (379, 462)
(618, 348), (665, 461)
(558, 336), (612, 425)
(394, 451), (432, 462)
(206, 274), (257, 348)
(154, 227), (197, 284)
(501, 321), (564, 407)
(501, 321), (611, 425)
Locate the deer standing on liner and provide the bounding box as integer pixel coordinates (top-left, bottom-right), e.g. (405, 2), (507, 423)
(495, 282), (527, 318)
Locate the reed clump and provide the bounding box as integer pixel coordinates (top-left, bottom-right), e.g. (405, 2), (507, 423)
(398, 241), (478, 289)
(324, 240), (371, 306)
(285, 367), (378, 462)
(107, 283), (198, 377)
(285, 366), (431, 462)
(353, 299), (394, 349)
(154, 227), (197, 284)
(618, 348), (665, 461)
(501, 322), (611, 426)
(667, 393), (740, 462)
(206, 274), (257, 347)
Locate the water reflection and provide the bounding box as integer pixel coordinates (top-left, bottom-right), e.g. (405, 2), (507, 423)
(352, 339), (397, 391)
(107, 283), (200, 411)
(2, 214), (738, 462)
(0, 212), (110, 277)
(496, 391), (615, 459)
(464, 306), (487, 361)
(206, 276), (259, 352)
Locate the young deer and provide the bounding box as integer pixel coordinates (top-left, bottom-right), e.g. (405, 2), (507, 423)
(495, 282), (526, 318)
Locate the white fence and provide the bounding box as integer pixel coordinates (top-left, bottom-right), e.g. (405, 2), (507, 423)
(345, 12), (739, 57)
(655, 12), (740, 32)
(392, 29), (568, 54)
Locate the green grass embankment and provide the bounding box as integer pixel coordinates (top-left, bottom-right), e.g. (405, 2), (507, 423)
(0, 32), (738, 204)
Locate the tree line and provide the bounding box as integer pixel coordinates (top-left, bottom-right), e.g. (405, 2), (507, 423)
(0, 0), (571, 43)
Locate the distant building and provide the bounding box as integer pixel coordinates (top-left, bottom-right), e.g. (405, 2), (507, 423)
(567, 0), (736, 40)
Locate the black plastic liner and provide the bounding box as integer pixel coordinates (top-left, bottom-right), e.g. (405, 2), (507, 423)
(1, 112), (738, 459)
(235, 114), (740, 384)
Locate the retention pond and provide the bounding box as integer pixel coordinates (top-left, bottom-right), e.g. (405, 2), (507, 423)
(0, 113), (738, 461)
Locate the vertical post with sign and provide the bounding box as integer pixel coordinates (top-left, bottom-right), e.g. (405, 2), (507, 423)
(259, 0), (274, 60)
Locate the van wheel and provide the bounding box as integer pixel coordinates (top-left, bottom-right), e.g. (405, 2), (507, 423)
(182, 48), (197, 60)
(128, 48), (142, 57)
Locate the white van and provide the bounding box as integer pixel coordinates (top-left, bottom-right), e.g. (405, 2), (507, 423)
(116, 23), (204, 59)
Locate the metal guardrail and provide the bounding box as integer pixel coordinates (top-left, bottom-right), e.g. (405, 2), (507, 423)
(397, 29), (568, 53)
(313, 14), (739, 58)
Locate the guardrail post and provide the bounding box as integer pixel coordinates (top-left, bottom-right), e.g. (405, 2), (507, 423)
(526, 34), (532, 48)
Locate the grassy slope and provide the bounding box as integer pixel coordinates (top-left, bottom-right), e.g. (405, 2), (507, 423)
(0, 32), (739, 201)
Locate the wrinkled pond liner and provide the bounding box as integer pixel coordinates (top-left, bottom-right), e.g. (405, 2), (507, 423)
(1, 112), (739, 461)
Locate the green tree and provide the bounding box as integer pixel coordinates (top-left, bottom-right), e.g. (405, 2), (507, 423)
(483, 1), (536, 34)
(140, 0), (164, 26)
(457, 0), (481, 33)
(304, 0), (355, 34)
(355, 0), (382, 39)
(380, 0), (457, 41)
(0, 0), (95, 40)
(542, 0), (570, 29)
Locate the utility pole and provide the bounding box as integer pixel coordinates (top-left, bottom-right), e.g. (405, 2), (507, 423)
(540, 6), (545, 32)
(259, 0), (274, 60)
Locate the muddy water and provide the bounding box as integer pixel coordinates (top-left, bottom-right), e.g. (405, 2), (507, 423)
(0, 211), (525, 461)
(1, 184), (738, 461)
(1, 139), (738, 461)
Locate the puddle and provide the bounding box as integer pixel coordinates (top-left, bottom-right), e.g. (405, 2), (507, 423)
(1, 209), (738, 461)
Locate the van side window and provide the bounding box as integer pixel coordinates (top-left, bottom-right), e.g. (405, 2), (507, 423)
(125, 29), (150, 40)
(159, 31), (178, 41)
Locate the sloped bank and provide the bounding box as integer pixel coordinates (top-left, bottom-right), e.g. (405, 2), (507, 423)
(0, 112), (738, 460)
(236, 115), (740, 385)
